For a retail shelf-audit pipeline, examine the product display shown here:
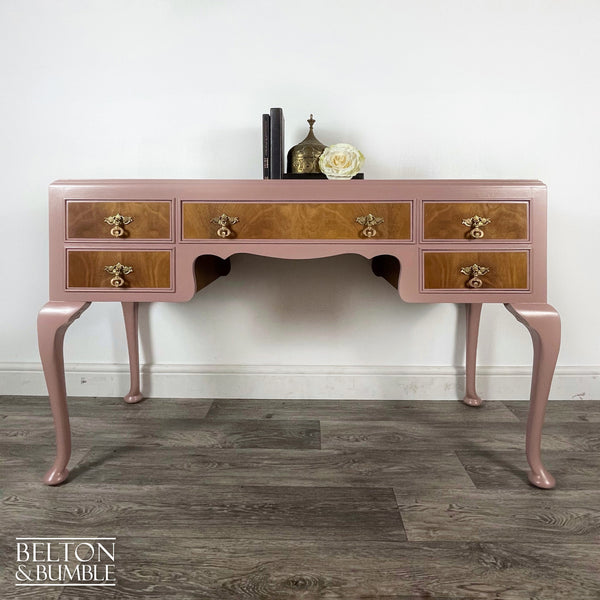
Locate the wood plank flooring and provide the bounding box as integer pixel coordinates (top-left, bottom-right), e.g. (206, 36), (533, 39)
(1, 396), (600, 599)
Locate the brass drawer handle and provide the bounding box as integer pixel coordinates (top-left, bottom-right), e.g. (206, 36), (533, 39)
(104, 262), (133, 287)
(210, 213), (239, 238)
(460, 263), (490, 289)
(104, 213), (133, 237)
(462, 215), (491, 239)
(356, 214), (384, 238)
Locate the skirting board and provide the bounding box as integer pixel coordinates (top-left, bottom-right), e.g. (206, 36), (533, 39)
(1, 363), (598, 400)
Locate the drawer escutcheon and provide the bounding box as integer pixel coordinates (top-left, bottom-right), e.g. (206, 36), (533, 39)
(104, 262), (134, 287)
(356, 213), (384, 238)
(210, 213), (239, 238)
(460, 263), (490, 289)
(104, 213), (134, 238)
(461, 215), (491, 239)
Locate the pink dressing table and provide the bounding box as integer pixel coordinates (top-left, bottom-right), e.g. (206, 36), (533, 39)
(38, 180), (560, 488)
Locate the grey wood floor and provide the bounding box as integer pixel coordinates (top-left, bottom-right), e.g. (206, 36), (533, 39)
(2, 396), (600, 599)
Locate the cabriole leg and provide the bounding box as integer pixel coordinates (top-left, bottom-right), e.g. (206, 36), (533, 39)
(121, 302), (144, 404)
(463, 303), (483, 407)
(505, 303), (561, 489)
(37, 301), (90, 485)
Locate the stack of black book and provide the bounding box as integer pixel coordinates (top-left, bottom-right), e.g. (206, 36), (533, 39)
(262, 108), (284, 179)
(262, 107), (364, 180)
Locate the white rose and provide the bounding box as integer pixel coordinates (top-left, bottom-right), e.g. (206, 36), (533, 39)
(318, 143), (364, 179)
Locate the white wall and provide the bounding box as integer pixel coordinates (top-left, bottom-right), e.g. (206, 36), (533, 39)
(1, 0), (599, 399)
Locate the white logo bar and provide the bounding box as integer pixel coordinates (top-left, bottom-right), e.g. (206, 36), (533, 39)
(15, 537), (117, 540)
(17, 583), (117, 587)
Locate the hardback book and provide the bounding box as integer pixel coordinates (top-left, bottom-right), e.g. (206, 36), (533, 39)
(262, 114), (270, 179)
(269, 107), (284, 179)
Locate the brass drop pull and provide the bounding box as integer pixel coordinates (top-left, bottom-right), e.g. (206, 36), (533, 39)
(462, 215), (491, 239)
(104, 213), (134, 237)
(104, 262), (133, 287)
(210, 213), (239, 238)
(461, 264), (490, 289)
(356, 214), (384, 238)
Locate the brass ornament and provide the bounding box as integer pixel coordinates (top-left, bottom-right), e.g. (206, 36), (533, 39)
(462, 215), (491, 239)
(460, 263), (490, 289)
(356, 214), (384, 238)
(104, 213), (134, 237)
(210, 214), (239, 238)
(104, 262), (134, 288)
(286, 114), (327, 174)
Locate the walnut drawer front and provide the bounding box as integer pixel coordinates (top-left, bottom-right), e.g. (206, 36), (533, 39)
(67, 201), (171, 240)
(423, 251), (529, 290)
(67, 250), (172, 289)
(423, 202), (528, 240)
(182, 202), (412, 240)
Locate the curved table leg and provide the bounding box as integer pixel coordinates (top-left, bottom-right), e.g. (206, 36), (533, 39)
(463, 303), (483, 407)
(37, 301), (90, 485)
(121, 302), (144, 404)
(505, 303), (561, 489)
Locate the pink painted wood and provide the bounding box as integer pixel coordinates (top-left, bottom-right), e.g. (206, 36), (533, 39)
(505, 303), (561, 489)
(463, 303), (483, 407)
(48, 179), (549, 305)
(38, 179), (560, 488)
(121, 302), (143, 404)
(37, 301), (90, 485)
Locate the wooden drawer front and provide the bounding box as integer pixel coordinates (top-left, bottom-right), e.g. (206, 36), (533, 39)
(423, 202), (528, 240)
(67, 251), (171, 289)
(183, 202), (412, 240)
(423, 251), (528, 290)
(67, 201), (171, 240)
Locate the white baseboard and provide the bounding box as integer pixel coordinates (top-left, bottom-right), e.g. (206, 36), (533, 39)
(0, 363), (598, 400)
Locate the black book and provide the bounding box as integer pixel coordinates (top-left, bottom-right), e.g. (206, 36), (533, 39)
(262, 114), (270, 179)
(269, 107), (284, 179)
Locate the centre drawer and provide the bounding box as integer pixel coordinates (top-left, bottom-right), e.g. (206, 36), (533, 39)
(67, 201), (172, 240)
(423, 251), (529, 290)
(67, 250), (172, 289)
(182, 202), (412, 240)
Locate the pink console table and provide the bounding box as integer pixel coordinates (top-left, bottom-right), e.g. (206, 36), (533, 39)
(38, 180), (560, 488)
